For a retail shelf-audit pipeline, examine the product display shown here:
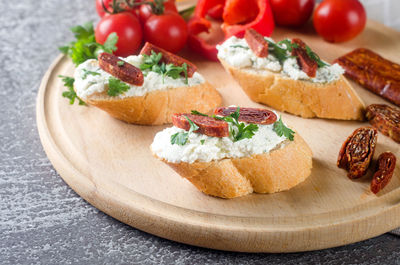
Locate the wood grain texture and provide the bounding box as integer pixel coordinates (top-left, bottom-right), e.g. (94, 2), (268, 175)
(36, 21), (400, 253)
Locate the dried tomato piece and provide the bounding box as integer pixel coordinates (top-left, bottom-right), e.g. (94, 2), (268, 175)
(98, 53), (144, 86)
(291, 38), (318, 78)
(140, 42), (197, 77)
(335, 48), (400, 106)
(371, 152), (396, 194)
(337, 127), (378, 179)
(366, 104), (400, 143)
(172, 113), (229, 137)
(244, 28), (269, 57)
(214, 107), (277, 124)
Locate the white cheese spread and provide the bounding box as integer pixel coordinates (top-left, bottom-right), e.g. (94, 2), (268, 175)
(73, 55), (205, 100)
(217, 36), (344, 83)
(151, 124), (287, 164)
(216, 37), (282, 72)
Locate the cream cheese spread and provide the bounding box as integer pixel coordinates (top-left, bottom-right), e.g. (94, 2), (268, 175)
(151, 123), (287, 164)
(216, 36), (282, 72)
(73, 55), (205, 100)
(217, 36), (344, 83)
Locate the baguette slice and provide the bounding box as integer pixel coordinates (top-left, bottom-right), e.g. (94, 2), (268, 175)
(219, 58), (365, 121)
(78, 82), (221, 125)
(155, 133), (312, 199)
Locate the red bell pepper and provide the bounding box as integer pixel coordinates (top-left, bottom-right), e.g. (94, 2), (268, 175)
(187, 0), (274, 61)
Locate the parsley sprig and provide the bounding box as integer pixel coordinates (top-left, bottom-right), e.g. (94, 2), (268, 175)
(265, 38), (329, 68)
(304, 46), (329, 67)
(265, 39), (294, 63)
(58, 75), (86, 105)
(140, 51), (188, 84)
(273, 116), (295, 141)
(191, 109), (295, 141)
(171, 116), (199, 146)
(213, 107), (259, 142)
(59, 22), (118, 66)
(190, 110), (208, 116)
(81, 69), (100, 79)
(107, 77), (130, 96)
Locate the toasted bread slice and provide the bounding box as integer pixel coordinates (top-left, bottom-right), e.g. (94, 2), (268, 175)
(78, 82), (221, 125)
(155, 133), (312, 199)
(219, 58), (365, 121)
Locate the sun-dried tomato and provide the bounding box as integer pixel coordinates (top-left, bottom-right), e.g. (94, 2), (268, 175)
(337, 127), (378, 179)
(371, 152), (396, 194)
(366, 104), (400, 143)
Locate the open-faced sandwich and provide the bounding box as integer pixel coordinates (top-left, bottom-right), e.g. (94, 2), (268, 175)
(151, 107), (312, 198)
(73, 42), (221, 125)
(217, 29), (365, 121)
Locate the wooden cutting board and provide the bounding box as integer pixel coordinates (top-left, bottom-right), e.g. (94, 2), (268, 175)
(36, 21), (400, 252)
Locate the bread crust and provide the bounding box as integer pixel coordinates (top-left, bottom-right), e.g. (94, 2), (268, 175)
(219, 58), (365, 121)
(79, 82), (222, 125)
(156, 133), (313, 199)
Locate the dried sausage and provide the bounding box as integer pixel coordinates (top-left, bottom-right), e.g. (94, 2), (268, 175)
(291, 38), (318, 78)
(98, 53), (144, 86)
(366, 104), (400, 143)
(214, 107), (277, 125)
(371, 152), (396, 194)
(337, 127), (378, 179)
(335, 48), (400, 106)
(172, 114), (229, 137)
(140, 42), (197, 77)
(244, 29), (269, 58)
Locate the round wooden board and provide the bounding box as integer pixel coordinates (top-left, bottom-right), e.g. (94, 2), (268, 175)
(37, 21), (400, 253)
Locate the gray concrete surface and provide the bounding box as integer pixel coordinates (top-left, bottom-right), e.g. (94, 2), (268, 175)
(1, 1), (399, 264)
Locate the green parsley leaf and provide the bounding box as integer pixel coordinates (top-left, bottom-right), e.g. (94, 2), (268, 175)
(277, 39), (299, 52)
(171, 132), (189, 146)
(140, 51), (162, 71)
(179, 5), (195, 21)
(305, 46), (329, 68)
(268, 38), (328, 68)
(191, 110), (208, 116)
(103, 32), (118, 53)
(230, 45), (249, 50)
(200, 139), (205, 145)
(117, 61), (125, 66)
(186, 116), (199, 133)
(140, 52), (188, 84)
(214, 107), (259, 142)
(165, 63), (184, 79)
(81, 69), (100, 79)
(273, 116), (295, 141)
(107, 77), (130, 96)
(58, 75), (86, 105)
(170, 116), (199, 146)
(59, 22), (118, 66)
(70, 21), (94, 39)
(266, 39), (292, 64)
(59, 45), (69, 54)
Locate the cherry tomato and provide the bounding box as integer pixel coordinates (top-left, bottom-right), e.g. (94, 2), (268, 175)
(143, 12), (188, 53)
(96, 0), (138, 18)
(95, 13), (143, 57)
(313, 0), (366, 43)
(138, 0), (178, 23)
(270, 0), (315, 27)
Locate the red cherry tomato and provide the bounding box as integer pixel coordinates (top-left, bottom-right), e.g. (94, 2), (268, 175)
(95, 13), (143, 57)
(143, 12), (188, 53)
(313, 0), (366, 43)
(95, 0), (138, 18)
(270, 0), (315, 27)
(138, 0), (178, 23)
